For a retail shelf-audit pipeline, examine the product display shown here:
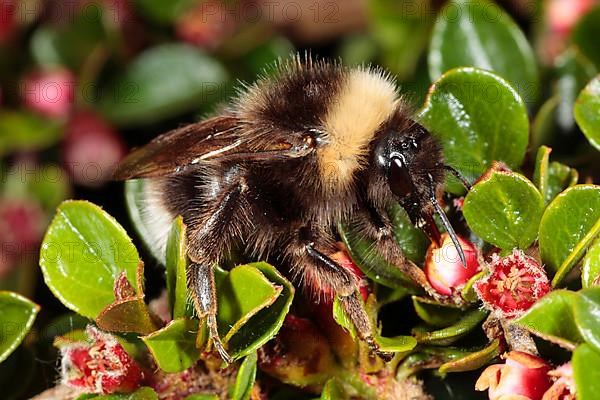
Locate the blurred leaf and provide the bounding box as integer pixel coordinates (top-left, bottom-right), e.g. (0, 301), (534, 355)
(82, 387), (158, 399)
(553, 49), (597, 133)
(412, 296), (462, 327)
(419, 68), (529, 194)
(413, 308), (487, 345)
(0, 292), (39, 363)
(0, 111), (62, 156)
(320, 378), (346, 400)
(438, 339), (500, 375)
(463, 170), (544, 250)
(388, 204), (429, 264)
(125, 179), (166, 263)
(241, 37), (295, 77)
(25, 164), (71, 211)
(99, 44), (229, 127)
(231, 352), (257, 400)
(337, 34), (378, 67)
(0, 347), (35, 399)
(428, 0), (538, 103)
(339, 222), (420, 291)
(531, 95), (559, 151)
(573, 288), (600, 354)
(572, 6), (600, 69)
(135, 0), (196, 25)
(514, 290), (584, 349)
(538, 185), (600, 286)
(184, 395), (218, 400)
(39, 200), (140, 319)
(166, 216), (189, 319)
(142, 318), (200, 373)
(573, 344), (600, 400)
(574, 75), (600, 151)
(223, 262), (294, 360)
(582, 237), (600, 288)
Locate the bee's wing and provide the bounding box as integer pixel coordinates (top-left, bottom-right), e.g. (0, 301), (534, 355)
(113, 115), (314, 180)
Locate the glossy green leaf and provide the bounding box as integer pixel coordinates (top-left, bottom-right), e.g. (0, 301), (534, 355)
(99, 44), (228, 127)
(0, 111), (62, 156)
(125, 179), (166, 263)
(388, 204), (429, 264)
(574, 76), (600, 151)
(438, 339), (500, 375)
(463, 170), (544, 250)
(573, 288), (600, 354)
(142, 318), (200, 373)
(572, 6), (600, 69)
(224, 262), (294, 360)
(96, 297), (157, 335)
(419, 68), (529, 194)
(339, 222), (420, 290)
(514, 290), (584, 349)
(412, 296), (462, 327)
(166, 216), (189, 319)
(573, 344), (600, 400)
(217, 265), (281, 341)
(428, 0), (538, 103)
(413, 308), (488, 345)
(320, 378), (346, 400)
(582, 238), (600, 288)
(538, 185), (600, 285)
(375, 335), (417, 353)
(533, 146), (579, 206)
(0, 292), (39, 363)
(39, 201), (141, 319)
(231, 352), (257, 400)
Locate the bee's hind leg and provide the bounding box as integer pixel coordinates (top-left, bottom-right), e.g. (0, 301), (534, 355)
(187, 262), (232, 364)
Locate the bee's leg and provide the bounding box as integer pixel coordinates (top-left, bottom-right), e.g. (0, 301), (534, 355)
(185, 179), (249, 364)
(296, 229), (394, 361)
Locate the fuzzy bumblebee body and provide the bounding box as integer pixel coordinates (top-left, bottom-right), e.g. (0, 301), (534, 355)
(115, 58), (462, 363)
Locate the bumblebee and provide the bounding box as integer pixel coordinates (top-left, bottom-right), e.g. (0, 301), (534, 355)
(114, 57), (467, 363)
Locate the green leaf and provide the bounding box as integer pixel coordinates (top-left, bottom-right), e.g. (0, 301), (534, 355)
(142, 318), (200, 373)
(332, 296), (356, 339)
(231, 352), (257, 400)
(573, 288), (600, 354)
(83, 387), (158, 400)
(125, 179), (166, 263)
(96, 297), (157, 335)
(397, 346), (472, 379)
(388, 204), (428, 264)
(573, 344), (600, 400)
(0, 292), (39, 363)
(166, 217), (189, 319)
(419, 68), (529, 194)
(582, 238), (600, 288)
(412, 296), (462, 327)
(134, 0), (196, 25)
(428, 0), (538, 104)
(320, 378), (346, 400)
(375, 335), (417, 353)
(514, 290), (584, 349)
(538, 185), (600, 286)
(0, 111), (62, 156)
(438, 339), (500, 375)
(413, 308), (488, 345)
(99, 44), (229, 127)
(572, 6), (600, 69)
(533, 145), (579, 205)
(463, 170), (544, 250)
(39, 200), (141, 319)
(338, 222), (420, 290)
(223, 262), (294, 360)
(574, 75), (600, 151)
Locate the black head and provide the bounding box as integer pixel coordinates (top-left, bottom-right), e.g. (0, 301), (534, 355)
(370, 116), (468, 265)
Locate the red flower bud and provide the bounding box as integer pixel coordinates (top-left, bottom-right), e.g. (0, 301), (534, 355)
(476, 351), (552, 400)
(475, 250), (550, 319)
(22, 68), (75, 118)
(175, 0), (236, 49)
(61, 326), (144, 394)
(425, 233), (480, 296)
(62, 110), (127, 187)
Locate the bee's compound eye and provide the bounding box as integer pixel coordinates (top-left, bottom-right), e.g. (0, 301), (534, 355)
(388, 156), (414, 198)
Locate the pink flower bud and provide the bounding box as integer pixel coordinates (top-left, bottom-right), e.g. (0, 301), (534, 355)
(62, 110), (126, 187)
(543, 362), (576, 400)
(475, 351), (552, 400)
(22, 68), (75, 118)
(474, 250), (550, 319)
(425, 233), (480, 296)
(61, 326), (144, 394)
(547, 0), (594, 36)
(175, 0), (236, 49)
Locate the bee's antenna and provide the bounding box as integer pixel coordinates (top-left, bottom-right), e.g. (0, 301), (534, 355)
(427, 174), (467, 267)
(443, 165), (472, 191)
